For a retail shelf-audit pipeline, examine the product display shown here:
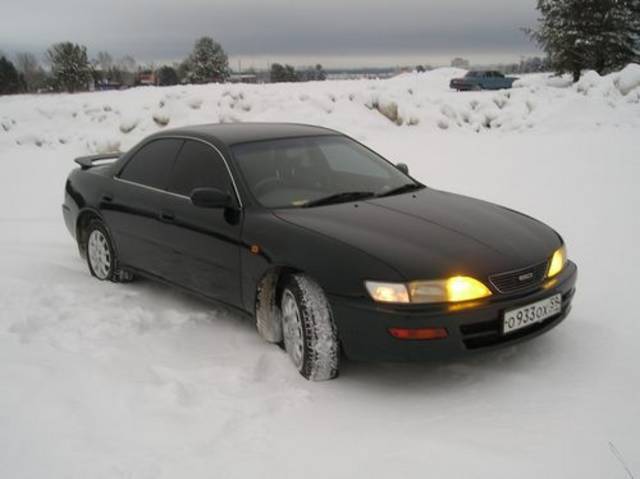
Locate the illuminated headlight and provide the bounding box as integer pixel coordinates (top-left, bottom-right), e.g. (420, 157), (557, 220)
(365, 276), (492, 304)
(547, 245), (567, 278)
(365, 281), (410, 303)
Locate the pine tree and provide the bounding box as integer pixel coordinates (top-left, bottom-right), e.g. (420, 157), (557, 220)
(313, 64), (326, 81)
(157, 65), (179, 86)
(46, 42), (92, 92)
(270, 63), (299, 82)
(587, 0), (640, 74)
(528, 0), (640, 82)
(187, 37), (229, 83)
(0, 56), (25, 95)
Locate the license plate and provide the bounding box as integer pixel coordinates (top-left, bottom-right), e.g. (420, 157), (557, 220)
(503, 294), (562, 334)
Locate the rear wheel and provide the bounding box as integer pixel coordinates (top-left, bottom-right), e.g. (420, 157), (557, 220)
(85, 219), (133, 282)
(280, 274), (339, 381)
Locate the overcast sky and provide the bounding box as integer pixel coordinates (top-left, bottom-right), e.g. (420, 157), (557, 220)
(1, 0), (542, 68)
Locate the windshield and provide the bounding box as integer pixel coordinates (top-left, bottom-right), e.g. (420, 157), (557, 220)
(232, 135), (416, 208)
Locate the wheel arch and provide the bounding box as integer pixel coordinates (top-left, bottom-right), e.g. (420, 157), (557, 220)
(254, 264), (305, 343)
(76, 208), (104, 258)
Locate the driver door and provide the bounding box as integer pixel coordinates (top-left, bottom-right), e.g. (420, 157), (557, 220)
(155, 140), (243, 307)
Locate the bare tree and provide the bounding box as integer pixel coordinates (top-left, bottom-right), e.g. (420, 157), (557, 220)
(451, 57), (470, 69)
(14, 52), (38, 74)
(115, 55), (137, 86)
(14, 52), (47, 92)
(118, 55), (136, 73)
(96, 51), (113, 72)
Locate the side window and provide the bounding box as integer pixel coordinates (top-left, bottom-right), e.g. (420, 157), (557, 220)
(169, 140), (232, 196)
(119, 139), (183, 190)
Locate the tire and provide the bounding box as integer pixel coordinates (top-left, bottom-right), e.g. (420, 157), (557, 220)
(85, 219), (133, 283)
(280, 274), (339, 381)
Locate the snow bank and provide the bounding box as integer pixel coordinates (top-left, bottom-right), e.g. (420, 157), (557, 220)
(1, 65), (639, 156)
(614, 63), (640, 95)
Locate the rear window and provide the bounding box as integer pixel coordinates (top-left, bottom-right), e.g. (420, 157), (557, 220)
(119, 139), (183, 190)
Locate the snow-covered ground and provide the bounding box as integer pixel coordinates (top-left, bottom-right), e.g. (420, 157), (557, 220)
(1, 66), (640, 478)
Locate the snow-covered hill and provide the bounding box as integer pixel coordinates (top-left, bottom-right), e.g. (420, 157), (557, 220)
(1, 66), (639, 479)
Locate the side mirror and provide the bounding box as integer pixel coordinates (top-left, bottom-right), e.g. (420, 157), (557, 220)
(190, 187), (232, 208)
(396, 163), (409, 175)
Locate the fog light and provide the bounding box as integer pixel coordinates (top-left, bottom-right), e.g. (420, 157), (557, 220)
(388, 327), (448, 340)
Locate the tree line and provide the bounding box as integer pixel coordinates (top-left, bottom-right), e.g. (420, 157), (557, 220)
(0, 36), (327, 95)
(0, 37), (230, 94)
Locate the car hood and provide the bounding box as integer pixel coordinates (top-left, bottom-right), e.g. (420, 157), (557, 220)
(273, 188), (561, 281)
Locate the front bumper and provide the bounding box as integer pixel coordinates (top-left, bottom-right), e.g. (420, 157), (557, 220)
(330, 261), (578, 361)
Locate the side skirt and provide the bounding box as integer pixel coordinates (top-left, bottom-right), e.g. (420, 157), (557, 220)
(122, 264), (254, 320)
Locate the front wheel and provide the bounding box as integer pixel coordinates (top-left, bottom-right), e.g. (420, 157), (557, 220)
(280, 274), (340, 381)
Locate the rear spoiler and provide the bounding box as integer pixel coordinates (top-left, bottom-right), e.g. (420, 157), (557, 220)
(74, 152), (122, 170)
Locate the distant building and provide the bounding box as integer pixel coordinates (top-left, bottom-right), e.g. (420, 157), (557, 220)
(136, 70), (157, 86)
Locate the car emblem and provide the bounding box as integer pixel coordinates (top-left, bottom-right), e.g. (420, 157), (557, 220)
(518, 272), (534, 281)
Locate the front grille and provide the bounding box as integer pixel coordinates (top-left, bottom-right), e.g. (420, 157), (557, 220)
(459, 288), (575, 350)
(489, 261), (548, 294)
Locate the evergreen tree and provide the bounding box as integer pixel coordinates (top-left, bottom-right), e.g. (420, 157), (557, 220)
(187, 37), (229, 83)
(270, 63), (299, 82)
(312, 64), (326, 81)
(157, 65), (179, 86)
(528, 0), (640, 82)
(46, 42), (92, 92)
(299, 64), (327, 81)
(0, 56), (25, 95)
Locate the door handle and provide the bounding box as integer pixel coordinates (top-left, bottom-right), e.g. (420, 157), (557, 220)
(102, 194), (113, 203)
(160, 210), (175, 222)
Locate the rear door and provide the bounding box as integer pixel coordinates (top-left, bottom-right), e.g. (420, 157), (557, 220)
(104, 138), (183, 276)
(158, 140), (243, 306)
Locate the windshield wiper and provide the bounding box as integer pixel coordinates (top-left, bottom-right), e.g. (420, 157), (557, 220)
(376, 183), (424, 198)
(302, 191), (376, 208)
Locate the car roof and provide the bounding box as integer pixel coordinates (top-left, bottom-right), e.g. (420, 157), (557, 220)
(156, 122), (340, 147)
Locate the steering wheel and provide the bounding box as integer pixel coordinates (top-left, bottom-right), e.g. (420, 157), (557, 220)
(253, 177), (284, 196)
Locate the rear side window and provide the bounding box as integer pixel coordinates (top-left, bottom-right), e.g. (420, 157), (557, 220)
(119, 139), (183, 189)
(168, 140), (232, 196)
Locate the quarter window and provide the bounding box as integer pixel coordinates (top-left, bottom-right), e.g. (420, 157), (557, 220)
(168, 140), (232, 197)
(119, 139), (183, 190)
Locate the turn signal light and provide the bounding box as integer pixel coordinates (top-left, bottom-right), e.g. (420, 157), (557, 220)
(388, 327), (448, 340)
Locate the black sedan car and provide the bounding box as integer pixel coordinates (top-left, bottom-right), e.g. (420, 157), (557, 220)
(62, 123), (577, 380)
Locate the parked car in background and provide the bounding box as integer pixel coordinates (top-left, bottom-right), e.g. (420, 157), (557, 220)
(450, 71), (518, 91)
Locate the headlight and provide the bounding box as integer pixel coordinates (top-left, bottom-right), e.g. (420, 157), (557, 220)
(366, 276), (492, 304)
(547, 245), (567, 278)
(365, 281), (410, 303)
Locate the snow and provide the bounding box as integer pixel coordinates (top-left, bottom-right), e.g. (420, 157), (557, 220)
(1, 66), (640, 478)
(615, 63), (640, 96)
